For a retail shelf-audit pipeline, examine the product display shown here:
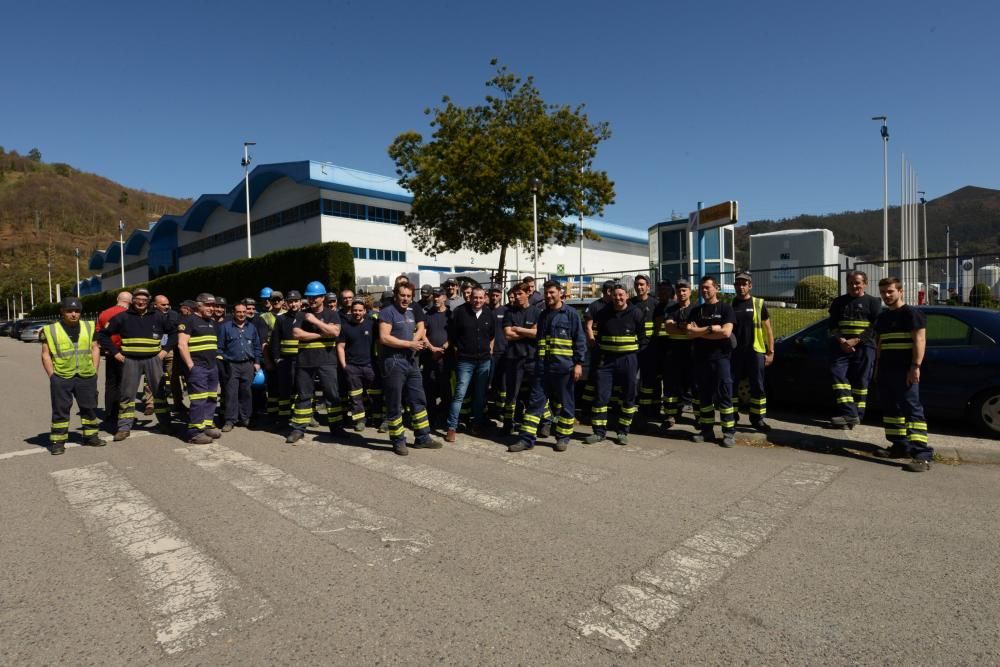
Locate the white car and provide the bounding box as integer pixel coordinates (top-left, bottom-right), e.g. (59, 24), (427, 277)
(19, 322), (47, 342)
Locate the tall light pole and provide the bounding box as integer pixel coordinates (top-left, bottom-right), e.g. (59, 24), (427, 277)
(945, 225), (951, 297)
(530, 178), (541, 281)
(75, 248), (81, 297)
(242, 141), (256, 259)
(918, 191), (928, 298)
(47, 258), (53, 303)
(872, 116), (889, 263)
(30, 279), (35, 310)
(118, 220), (126, 288)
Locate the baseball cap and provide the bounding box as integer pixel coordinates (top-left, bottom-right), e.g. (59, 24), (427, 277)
(325, 292), (338, 301)
(133, 288), (151, 298)
(181, 299), (197, 309)
(61, 296), (82, 311)
(735, 271), (752, 282)
(285, 290), (302, 300)
(196, 292), (216, 304)
(269, 291), (284, 301)
(431, 287), (444, 297)
(241, 298), (256, 307)
(443, 278), (457, 287)
(420, 284), (432, 295)
(215, 296), (227, 306)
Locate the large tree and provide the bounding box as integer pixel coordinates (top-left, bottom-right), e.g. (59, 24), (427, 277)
(388, 60), (615, 280)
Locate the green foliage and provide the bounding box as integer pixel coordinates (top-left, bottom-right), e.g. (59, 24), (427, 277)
(27, 148), (42, 162)
(969, 283), (994, 307)
(29, 242), (354, 317)
(388, 59), (615, 278)
(794, 275), (839, 307)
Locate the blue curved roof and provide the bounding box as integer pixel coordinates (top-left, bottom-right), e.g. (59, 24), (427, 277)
(103, 242), (122, 264)
(124, 229), (150, 255)
(571, 216), (647, 244)
(88, 250), (105, 271)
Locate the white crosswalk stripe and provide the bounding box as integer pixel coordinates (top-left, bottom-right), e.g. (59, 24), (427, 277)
(51, 462), (271, 655)
(453, 435), (612, 484)
(308, 439), (541, 515)
(176, 443), (431, 564)
(569, 461), (842, 654)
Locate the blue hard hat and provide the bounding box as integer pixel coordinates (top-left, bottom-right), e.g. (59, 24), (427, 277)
(304, 281), (327, 297)
(259, 287), (273, 299)
(252, 368), (266, 387)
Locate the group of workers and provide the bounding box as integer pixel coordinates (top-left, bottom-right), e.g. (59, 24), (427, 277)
(36, 268), (933, 471)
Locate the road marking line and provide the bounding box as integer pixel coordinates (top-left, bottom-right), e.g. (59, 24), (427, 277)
(568, 461), (842, 654)
(176, 443), (430, 564)
(455, 436), (612, 484)
(51, 462), (271, 655)
(309, 440), (540, 516)
(0, 431), (154, 462)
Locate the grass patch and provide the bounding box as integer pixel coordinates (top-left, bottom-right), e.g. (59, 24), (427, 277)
(769, 308), (827, 338)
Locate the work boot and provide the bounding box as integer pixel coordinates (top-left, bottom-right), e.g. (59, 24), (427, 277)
(393, 442), (409, 456)
(615, 433), (629, 446)
(378, 420), (388, 433)
(412, 437), (444, 450)
(537, 423), (552, 439)
(721, 435), (736, 448)
(309, 417), (320, 427)
(113, 430), (130, 442)
(221, 422), (235, 433)
(501, 422), (515, 437)
(752, 419), (772, 433)
(50, 444), (66, 456)
(285, 430), (304, 444)
(872, 442), (909, 459)
(553, 438), (569, 452)
(83, 435), (106, 447)
(583, 433), (606, 445)
(690, 433), (706, 443)
(188, 433), (213, 445)
(661, 417), (676, 430)
(353, 420), (366, 433)
(507, 441), (527, 453)
(205, 428), (222, 439)
(445, 429), (457, 443)
(831, 415), (860, 430)
(902, 458), (931, 472)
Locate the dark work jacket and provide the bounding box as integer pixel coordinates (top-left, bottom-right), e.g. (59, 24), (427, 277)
(449, 303), (495, 362)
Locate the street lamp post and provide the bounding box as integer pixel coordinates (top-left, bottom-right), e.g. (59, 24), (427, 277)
(119, 220), (126, 288)
(872, 116), (889, 263)
(47, 258), (53, 303)
(945, 225), (951, 298)
(918, 191), (928, 299)
(530, 178), (541, 282)
(242, 142), (256, 259)
(75, 248), (81, 297)
(30, 279), (35, 310)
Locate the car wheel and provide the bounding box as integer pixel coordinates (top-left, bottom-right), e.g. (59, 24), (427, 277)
(972, 389), (1000, 437)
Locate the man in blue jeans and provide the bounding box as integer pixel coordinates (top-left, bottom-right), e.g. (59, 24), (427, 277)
(445, 286), (495, 442)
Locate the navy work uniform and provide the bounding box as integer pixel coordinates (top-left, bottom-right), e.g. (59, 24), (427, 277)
(730, 295), (771, 427)
(379, 303), (437, 453)
(874, 305), (932, 462)
(42, 317), (101, 452)
(828, 292), (882, 425)
(177, 313), (220, 440)
(502, 303), (544, 432)
(421, 304), (451, 427)
(514, 302), (587, 451)
(657, 298), (695, 423)
(631, 293), (660, 424)
(488, 302), (508, 420)
(96, 304), (173, 434)
(590, 303), (646, 440)
(290, 308), (343, 436)
(579, 296), (609, 418)
(689, 300), (736, 441)
(269, 306), (300, 427)
(338, 312), (381, 429)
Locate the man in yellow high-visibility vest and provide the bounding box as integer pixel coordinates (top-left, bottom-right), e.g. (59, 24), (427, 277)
(730, 271), (775, 432)
(40, 297), (104, 455)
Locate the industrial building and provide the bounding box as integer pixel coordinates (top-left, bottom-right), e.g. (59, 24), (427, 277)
(82, 161), (650, 295)
(748, 229), (843, 298)
(646, 218), (737, 287)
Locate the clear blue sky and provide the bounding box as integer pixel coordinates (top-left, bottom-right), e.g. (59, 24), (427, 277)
(3, 0), (997, 231)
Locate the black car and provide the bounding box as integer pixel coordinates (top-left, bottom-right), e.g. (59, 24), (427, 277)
(0, 320), (12, 336)
(767, 306), (1000, 436)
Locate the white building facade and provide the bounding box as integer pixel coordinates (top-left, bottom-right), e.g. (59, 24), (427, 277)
(85, 161), (649, 294)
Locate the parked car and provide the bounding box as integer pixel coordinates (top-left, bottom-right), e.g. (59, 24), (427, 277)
(767, 306), (1000, 436)
(19, 322), (47, 343)
(0, 321), (12, 336)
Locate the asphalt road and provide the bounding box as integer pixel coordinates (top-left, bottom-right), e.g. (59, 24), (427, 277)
(2, 337), (999, 665)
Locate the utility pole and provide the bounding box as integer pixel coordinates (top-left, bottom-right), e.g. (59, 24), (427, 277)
(945, 226), (951, 299)
(871, 116), (889, 264)
(119, 220), (126, 288)
(242, 142), (256, 259)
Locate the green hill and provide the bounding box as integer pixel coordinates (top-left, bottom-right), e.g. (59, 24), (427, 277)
(0, 146), (192, 302)
(735, 185), (1000, 266)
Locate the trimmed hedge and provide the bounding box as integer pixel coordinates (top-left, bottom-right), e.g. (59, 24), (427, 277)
(793, 274), (839, 308)
(31, 242), (354, 317)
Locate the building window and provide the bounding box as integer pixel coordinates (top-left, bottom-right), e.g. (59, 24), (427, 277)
(724, 227), (734, 260)
(369, 206), (402, 224)
(323, 199), (366, 220)
(661, 230), (687, 262)
(704, 228), (721, 258)
(353, 246), (406, 262)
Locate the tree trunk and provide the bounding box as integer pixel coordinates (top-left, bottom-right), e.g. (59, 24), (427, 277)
(496, 243), (508, 287)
